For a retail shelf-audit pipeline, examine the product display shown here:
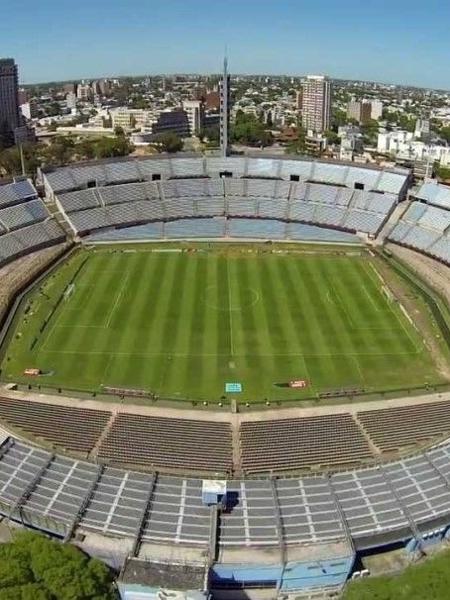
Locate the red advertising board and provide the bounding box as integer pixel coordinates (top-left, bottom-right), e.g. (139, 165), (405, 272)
(289, 380), (308, 389)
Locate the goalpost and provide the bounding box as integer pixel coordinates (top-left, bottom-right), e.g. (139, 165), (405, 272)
(63, 283), (75, 300)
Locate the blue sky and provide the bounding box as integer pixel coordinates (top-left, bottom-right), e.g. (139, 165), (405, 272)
(2, 0), (449, 88)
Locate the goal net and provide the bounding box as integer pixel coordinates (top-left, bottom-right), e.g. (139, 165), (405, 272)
(64, 283), (75, 300)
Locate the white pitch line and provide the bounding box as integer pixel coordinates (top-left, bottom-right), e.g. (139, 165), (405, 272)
(40, 349), (421, 358)
(104, 275), (129, 328)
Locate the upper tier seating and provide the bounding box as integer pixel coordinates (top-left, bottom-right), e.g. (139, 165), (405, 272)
(0, 220), (65, 266)
(58, 189), (101, 213)
(0, 200), (48, 231)
(43, 157), (409, 195)
(413, 181), (450, 210)
(0, 179), (37, 209)
(389, 201), (450, 265)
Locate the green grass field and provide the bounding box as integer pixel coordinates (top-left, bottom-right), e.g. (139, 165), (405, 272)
(0, 245), (443, 402)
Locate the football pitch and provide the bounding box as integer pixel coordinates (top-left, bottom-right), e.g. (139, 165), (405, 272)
(0, 245), (442, 403)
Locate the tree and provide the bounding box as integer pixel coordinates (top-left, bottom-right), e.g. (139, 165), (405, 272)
(231, 111), (273, 147)
(113, 126), (125, 137)
(199, 126), (220, 145)
(153, 132), (184, 153)
(0, 531), (117, 600)
(325, 130), (340, 145)
(41, 136), (76, 166)
(93, 136), (132, 159)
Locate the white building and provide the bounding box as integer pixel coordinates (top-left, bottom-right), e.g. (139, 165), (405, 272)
(378, 130), (450, 165)
(369, 99), (383, 120)
(377, 130), (414, 153)
(66, 92), (77, 110)
(77, 83), (92, 101)
(301, 75), (332, 133)
(414, 118), (430, 139)
(110, 108), (156, 131)
(182, 100), (204, 136)
(20, 100), (38, 120)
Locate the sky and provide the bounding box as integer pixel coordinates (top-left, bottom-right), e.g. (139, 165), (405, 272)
(1, 0), (450, 89)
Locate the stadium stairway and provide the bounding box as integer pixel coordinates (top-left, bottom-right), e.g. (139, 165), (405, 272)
(48, 206), (75, 238)
(373, 200), (411, 245)
(88, 411), (118, 461)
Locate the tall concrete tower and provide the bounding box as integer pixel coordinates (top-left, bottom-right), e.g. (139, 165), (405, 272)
(220, 56), (230, 157)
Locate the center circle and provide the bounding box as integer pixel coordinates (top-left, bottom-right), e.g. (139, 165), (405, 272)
(203, 285), (260, 311)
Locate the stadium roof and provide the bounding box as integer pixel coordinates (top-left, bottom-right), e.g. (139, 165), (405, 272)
(1, 435), (450, 555)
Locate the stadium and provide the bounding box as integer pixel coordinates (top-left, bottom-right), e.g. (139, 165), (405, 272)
(0, 154), (449, 599)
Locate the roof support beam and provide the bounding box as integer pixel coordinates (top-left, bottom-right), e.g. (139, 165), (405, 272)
(378, 463), (424, 552)
(269, 477), (286, 593)
(326, 475), (355, 554)
(64, 464), (104, 542)
(130, 472), (157, 558)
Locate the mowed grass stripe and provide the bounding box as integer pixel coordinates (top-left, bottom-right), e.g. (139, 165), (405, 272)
(321, 259), (370, 385)
(300, 258), (361, 387)
(232, 257), (273, 394)
(184, 256), (208, 393)
(159, 253), (191, 389)
(106, 252), (153, 387)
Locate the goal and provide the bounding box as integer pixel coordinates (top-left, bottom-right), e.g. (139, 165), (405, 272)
(63, 283), (75, 300)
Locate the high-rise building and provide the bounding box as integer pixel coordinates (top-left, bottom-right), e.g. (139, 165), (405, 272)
(347, 99), (372, 125)
(0, 58), (21, 146)
(182, 100), (204, 136)
(77, 83), (92, 101)
(66, 92), (77, 110)
(152, 110), (190, 138)
(220, 57), (230, 157)
(301, 75), (331, 133)
(369, 99), (383, 120)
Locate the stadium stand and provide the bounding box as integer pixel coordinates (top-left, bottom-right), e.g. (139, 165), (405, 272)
(357, 401), (450, 453)
(41, 156), (409, 196)
(227, 217), (287, 239)
(0, 433), (450, 554)
(389, 201), (450, 265)
(165, 217), (226, 238)
(97, 413), (233, 473)
(240, 414), (374, 474)
(42, 154), (407, 240)
(413, 181), (450, 210)
(0, 397), (109, 454)
(0, 199), (48, 231)
(0, 180), (65, 267)
(56, 176), (397, 238)
(0, 179), (37, 208)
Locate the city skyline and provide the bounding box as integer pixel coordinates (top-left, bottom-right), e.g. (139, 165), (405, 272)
(2, 0), (450, 89)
